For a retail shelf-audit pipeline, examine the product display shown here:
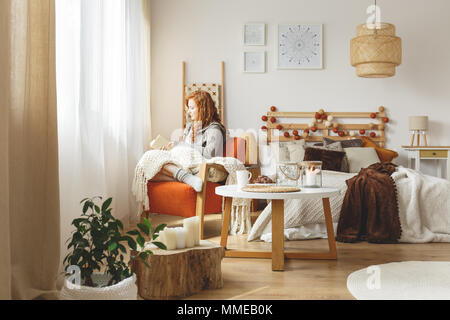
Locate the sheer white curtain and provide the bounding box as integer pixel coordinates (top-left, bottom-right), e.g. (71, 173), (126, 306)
(56, 0), (151, 258)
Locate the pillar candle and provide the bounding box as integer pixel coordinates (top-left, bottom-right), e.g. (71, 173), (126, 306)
(305, 167), (320, 187)
(305, 171), (316, 186)
(164, 228), (177, 250)
(191, 216), (200, 246)
(183, 219), (195, 248)
(157, 230), (166, 248)
(175, 227), (186, 249)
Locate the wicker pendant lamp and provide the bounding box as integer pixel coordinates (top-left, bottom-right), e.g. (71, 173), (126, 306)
(350, 3), (402, 78)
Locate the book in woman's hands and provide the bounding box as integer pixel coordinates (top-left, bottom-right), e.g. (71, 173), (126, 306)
(149, 135), (170, 150)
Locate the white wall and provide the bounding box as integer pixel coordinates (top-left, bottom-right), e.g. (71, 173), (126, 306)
(150, 0), (450, 175)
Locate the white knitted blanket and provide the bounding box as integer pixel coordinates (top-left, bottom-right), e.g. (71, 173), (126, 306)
(393, 167), (450, 243)
(132, 145), (252, 235)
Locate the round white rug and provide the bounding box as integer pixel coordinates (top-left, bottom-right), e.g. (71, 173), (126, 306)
(347, 261), (450, 300)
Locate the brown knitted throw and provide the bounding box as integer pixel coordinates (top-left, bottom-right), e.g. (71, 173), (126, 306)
(336, 163), (402, 244)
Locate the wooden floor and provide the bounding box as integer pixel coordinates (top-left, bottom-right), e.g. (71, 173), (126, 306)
(147, 212), (450, 300)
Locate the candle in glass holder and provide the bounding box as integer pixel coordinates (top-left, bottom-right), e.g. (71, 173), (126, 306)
(301, 161), (322, 188)
(175, 227), (186, 249)
(305, 167), (318, 185)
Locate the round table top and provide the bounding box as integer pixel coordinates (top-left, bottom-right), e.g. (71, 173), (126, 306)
(215, 185), (340, 200)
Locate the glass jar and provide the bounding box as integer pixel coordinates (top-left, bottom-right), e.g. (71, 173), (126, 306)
(276, 162), (301, 186)
(300, 161), (322, 188)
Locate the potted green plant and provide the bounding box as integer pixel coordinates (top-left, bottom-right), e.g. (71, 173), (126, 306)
(60, 197), (166, 300)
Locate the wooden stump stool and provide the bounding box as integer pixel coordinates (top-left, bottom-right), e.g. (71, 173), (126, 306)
(133, 240), (225, 300)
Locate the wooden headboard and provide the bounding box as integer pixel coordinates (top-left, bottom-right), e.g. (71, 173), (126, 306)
(264, 106), (388, 148)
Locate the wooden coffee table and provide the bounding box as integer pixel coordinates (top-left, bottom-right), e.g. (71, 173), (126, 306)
(215, 185), (340, 271)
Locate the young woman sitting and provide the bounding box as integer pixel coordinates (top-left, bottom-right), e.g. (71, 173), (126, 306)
(151, 90), (226, 192)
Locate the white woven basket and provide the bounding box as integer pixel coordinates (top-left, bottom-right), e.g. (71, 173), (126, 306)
(60, 273), (138, 300)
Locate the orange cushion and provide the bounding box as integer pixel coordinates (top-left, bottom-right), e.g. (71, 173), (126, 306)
(146, 181), (222, 218)
(361, 136), (399, 163)
(223, 137), (246, 163)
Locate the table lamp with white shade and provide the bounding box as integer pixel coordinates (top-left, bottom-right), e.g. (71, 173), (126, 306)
(409, 116), (429, 146)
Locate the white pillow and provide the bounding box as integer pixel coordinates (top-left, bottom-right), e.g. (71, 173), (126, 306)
(261, 140), (305, 178)
(344, 147), (380, 173)
(287, 140), (306, 163)
(269, 140), (305, 163)
(259, 144), (277, 177)
(269, 142), (289, 163)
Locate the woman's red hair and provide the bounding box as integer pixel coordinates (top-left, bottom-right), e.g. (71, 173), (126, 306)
(185, 90), (224, 142)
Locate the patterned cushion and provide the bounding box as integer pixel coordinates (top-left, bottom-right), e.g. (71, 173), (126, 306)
(303, 147), (346, 172)
(323, 137), (363, 148)
(321, 141), (342, 151)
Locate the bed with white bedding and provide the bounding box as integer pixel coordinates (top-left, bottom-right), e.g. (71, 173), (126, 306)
(253, 107), (450, 244)
(248, 166), (450, 243)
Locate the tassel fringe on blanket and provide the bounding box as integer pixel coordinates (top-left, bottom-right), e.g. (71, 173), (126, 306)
(132, 145), (252, 235)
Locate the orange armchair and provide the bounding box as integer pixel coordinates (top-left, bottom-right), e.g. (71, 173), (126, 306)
(144, 137), (249, 239)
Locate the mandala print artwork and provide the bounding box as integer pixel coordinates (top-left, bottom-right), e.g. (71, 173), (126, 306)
(278, 24), (323, 69)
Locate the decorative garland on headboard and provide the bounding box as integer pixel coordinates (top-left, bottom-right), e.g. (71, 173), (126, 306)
(261, 106), (389, 147)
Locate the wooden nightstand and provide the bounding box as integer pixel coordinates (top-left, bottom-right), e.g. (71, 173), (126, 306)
(402, 146), (450, 180)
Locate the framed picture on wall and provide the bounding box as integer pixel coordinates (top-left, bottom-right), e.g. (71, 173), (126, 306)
(244, 23), (266, 46)
(277, 24), (323, 69)
(243, 51), (266, 73)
